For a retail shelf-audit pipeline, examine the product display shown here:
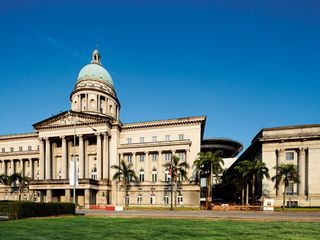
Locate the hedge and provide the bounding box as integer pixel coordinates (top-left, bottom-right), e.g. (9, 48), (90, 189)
(0, 201), (75, 220)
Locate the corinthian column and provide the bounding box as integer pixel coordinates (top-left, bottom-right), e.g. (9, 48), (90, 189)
(61, 136), (67, 179)
(102, 133), (109, 180)
(39, 138), (45, 180)
(45, 138), (51, 180)
(79, 135), (84, 179)
(96, 133), (102, 180)
(298, 148), (305, 195)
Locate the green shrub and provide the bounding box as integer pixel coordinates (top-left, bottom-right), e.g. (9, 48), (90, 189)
(0, 201), (75, 220)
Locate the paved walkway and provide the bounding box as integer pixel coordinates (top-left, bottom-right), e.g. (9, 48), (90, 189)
(77, 209), (320, 222)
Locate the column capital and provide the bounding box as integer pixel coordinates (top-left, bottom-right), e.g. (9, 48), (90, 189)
(103, 132), (109, 137)
(77, 134), (83, 138)
(60, 135), (66, 139)
(44, 137), (49, 141)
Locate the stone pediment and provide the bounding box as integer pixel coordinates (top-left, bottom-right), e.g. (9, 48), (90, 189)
(33, 111), (111, 130)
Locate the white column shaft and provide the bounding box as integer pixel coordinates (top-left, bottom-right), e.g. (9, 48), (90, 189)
(39, 139), (45, 180)
(103, 134), (109, 179)
(45, 139), (51, 180)
(79, 135), (84, 179)
(96, 134), (102, 180)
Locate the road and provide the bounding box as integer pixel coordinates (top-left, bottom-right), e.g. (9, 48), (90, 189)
(77, 209), (320, 222)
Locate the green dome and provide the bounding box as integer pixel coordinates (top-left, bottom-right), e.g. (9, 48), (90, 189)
(77, 63), (114, 88)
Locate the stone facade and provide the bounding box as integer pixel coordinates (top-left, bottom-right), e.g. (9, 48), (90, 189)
(234, 125), (320, 207)
(0, 49), (206, 207)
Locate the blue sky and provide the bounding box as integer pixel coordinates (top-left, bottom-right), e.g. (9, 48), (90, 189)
(0, 0), (319, 149)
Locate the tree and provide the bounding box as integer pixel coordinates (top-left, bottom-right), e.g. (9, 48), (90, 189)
(163, 155), (190, 208)
(234, 159), (269, 206)
(111, 160), (139, 207)
(0, 173), (30, 200)
(248, 159), (270, 206)
(234, 160), (251, 206)
(272, 163), (300, 210)
(193, 151), (224, 210)
(0, 174), (9, 185)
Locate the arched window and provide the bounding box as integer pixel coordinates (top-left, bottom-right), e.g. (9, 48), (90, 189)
(139, 170), (145, 182)
(152, 169), (157, 182)
(90, 99), (95, 110)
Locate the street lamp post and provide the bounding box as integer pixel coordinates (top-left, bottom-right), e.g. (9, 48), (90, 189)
(72, 119), (97, 205)
(170, 158), (173, 211)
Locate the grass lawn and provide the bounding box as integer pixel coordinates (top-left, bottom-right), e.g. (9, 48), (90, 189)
(0, 216), (319, 240)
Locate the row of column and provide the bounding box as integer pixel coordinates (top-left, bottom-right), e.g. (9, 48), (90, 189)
(0, 158), (38, 179)
(39, 133), (109, 181)
(119, 150), (188, 182)
(44, 189), (91, 207)
(275, 148), (308, 196)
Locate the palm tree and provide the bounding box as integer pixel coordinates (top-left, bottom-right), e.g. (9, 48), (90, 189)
(0, 173), (30, 200)
(235, 159), (269, 206)
(193, 151), (224, 210)
(111, 160), (139, 207)
(272, 163), (300, 210)
(248, 159), (270, 206)
(163, 155), (190, 208)
(0, 174), (9, 185)
(9, 173), (31, 201)
(234, 160), (251, 206)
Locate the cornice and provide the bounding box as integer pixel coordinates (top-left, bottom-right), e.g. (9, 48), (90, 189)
(0, 132), (38, 141)
(122, 116), (206, 130)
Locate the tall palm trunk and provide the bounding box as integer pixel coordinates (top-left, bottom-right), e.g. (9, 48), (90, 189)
(207, 165), (212, 210)
(174, 178), (178, 207)
(252, 174), (256, 206)
(282, 185), (287, 211)
(245, 182), (249, 210)
(241, 183), (244, 206)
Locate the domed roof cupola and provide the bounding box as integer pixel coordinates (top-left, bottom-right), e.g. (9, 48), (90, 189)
(70, 48), (120, 120)
(77, 48), (114, 89)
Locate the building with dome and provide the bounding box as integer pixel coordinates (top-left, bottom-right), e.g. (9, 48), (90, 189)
(0, 49), (243, 207)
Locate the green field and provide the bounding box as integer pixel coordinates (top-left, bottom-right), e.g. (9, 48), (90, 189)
(0, 216), (319, 240)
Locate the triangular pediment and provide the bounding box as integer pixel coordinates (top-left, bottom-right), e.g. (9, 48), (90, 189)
(33, 111), (112, 130)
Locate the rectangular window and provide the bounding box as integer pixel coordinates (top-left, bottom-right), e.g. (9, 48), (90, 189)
(151, 153), (158, 162)
(127, 138), (132, 144)
(10, 147), (14, 152)
(137, 196), (142, 205)
(1, 148), (5, 153)
(139, 154), (145, 162)
(139, 172), (145, 182)
(127, 155), (132, 163)
(140, 137), (144, 143)
(165, 135), (170, 141)
(165, 171), (171, 182)
(286, 152), (294, 161)
(37, 145), (40, 151)
(164, 152), (172, 161)
(178, 196), (184, 205)
(28, 146), (32, 151)
(152, 136), (157, 142)
(150, 196), (156, 205)
(152, 172), (157, 182)
(178, 152), (186, 161)
(19, 146), (23, 151)
(164, 195), (169, 205)
(286, 183), (294, 195)
(179, 134), (184, 140)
